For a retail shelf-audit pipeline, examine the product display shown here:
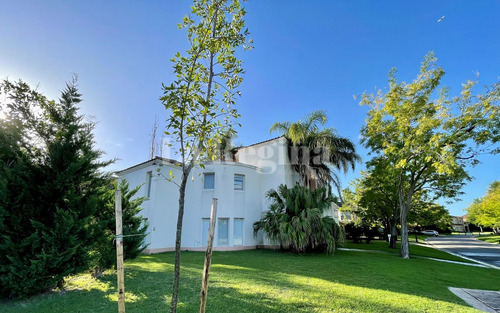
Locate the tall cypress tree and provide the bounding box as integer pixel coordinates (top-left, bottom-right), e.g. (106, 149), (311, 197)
(93, 179), (149, 273)
(0, 79), (112, 298)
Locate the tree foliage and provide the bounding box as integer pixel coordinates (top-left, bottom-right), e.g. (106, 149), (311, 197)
(92, 180), (149, 272)
(360, 52), (500, 258)
(467, 181), (500, 232)
(0, 79), (111, 298)
(342, 157), (400, 247)
(159, 1), (252, 311)
(253, 184), (344, 254)
(408, 198), (451, 231)
(270, 110), (360, 198)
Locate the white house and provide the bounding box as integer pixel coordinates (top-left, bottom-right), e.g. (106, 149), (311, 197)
(117, 136), (339, 253)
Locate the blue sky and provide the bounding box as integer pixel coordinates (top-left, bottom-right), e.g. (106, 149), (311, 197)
(1, 1), (499, 216)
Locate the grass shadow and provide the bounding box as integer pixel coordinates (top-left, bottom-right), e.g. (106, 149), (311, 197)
(2, 248), (497, 312)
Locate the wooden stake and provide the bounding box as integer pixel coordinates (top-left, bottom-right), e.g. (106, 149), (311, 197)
(115, 189), (125, 313)
(199, 198), (218, 313)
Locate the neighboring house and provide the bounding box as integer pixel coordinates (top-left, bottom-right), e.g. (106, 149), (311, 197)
(338, 211), (355, 225)
(118, 136), (338, 253)
(451, 215), (466, 232)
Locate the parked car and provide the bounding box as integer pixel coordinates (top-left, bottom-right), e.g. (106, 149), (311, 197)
(421, 230), (439, 236)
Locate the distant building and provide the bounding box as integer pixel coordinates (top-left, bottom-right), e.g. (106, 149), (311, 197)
(451, 215), (468, 232)
(117, 136), (339, 253)
(338, 211), (356, 224)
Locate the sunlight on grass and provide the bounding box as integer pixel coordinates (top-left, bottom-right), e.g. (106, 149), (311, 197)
(281, 274), (471, 313)
(477, 234), (500, 244)
(65, 273), (112, 292)
(126, 258), (172, 272)
(211, 264), (255, 271)
(344, 240), (474, 263)
(2, 249), (498, 313)
(105, 290), (146, 304)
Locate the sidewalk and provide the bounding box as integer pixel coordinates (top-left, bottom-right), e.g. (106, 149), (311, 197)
(449, 288), (500, 313)
(426, 235), (500, 312)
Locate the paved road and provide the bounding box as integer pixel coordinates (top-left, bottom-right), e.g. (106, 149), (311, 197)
(426, 234), (500, 268)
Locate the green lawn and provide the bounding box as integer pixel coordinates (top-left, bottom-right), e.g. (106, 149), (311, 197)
(476, 234), (500, 244)
(2, 247), (499, 313)
(343, 239), (475, 263)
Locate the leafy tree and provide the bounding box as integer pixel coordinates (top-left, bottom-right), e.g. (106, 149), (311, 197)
(0, 79), (111, 298)
(253, 184), (344, 254)
(342, 158), (400, 248)
(360, 52), (500, 258)
(408, 200), (451, 241)
(160, 0), (252, 310)
(92, 179), (149, 273)
(270, 110), (360, 199)
(467, 181), (500, 233)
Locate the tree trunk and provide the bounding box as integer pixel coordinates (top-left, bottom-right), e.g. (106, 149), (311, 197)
(400, 206), (410, 259)
(170, 172), (189, 313)
(382, 221), (389, 241)
(389, 223), (398, 249)
(171, 3), (219, 311)
(397, 173), (412, 259)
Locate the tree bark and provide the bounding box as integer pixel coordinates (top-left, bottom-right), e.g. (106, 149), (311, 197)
(389, 222), (398, 249)
(388, 202), (399, 249)
(170, 173), (189, 313)
(399, 205), (410, 259)
(398, 171), (412, 259)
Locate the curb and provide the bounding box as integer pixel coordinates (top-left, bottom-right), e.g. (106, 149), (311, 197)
(425, 239), (500, 271)
(338, 247), (488, 267)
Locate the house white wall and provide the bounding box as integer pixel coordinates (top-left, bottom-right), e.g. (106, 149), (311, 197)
(235, 136), (301, 198)
(118, 137), (302, 253)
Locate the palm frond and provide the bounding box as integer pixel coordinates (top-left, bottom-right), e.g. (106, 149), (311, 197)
(254, 184), (344, 254)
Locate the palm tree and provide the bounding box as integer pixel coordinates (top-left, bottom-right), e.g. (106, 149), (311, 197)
(270, 110), (360, 200)
(201, 130), (236, 161)
(253, 184), (343, 254)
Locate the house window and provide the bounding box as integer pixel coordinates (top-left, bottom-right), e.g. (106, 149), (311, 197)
(202, 218), (210, 247)
(234, 218), (243, 246)
(234, 174), (244, 190)
(218, 218), (229, 246)
(204, 173), (215, 189)
(146, 171), (153, 198)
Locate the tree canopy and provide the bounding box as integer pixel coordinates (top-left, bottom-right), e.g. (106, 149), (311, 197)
(467, 181), (500, 233)
(0, 79), (112, 298)
(160, 0), (252, 311)
(360, 52), (500, 258)
(342, 157), (400, 247)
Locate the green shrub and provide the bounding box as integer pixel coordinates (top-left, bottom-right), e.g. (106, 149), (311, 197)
(92, 180), (149, 272)
(0, 79), (111, 298)
(253, 184), (344, 254)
